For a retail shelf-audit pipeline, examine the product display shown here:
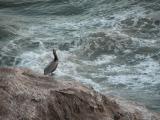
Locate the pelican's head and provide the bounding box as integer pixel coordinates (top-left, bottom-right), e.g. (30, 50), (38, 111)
(53, 49), (58, 60)
(53, 49), (56, 54)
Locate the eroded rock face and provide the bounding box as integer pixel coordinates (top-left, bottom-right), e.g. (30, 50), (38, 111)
(0, 67), (159, 120)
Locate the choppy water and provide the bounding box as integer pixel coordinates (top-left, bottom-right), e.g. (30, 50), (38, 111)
(0, 0), (160, 111)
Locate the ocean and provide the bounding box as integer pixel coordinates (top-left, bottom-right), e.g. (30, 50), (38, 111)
(0, 0), (160, 111)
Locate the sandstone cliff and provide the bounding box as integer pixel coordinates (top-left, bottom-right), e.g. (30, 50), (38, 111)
(0, 67), (159, 120)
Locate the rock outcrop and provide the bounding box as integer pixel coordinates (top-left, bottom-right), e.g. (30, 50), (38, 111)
(79, 31), (134, 59)
(0, 67), (159, 120)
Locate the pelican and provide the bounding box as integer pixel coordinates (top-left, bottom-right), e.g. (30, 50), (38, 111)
(44, 49), (58, 75)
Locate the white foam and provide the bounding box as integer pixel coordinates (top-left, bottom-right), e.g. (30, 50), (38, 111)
(18, 51), (50, 73)
(81, 55), (116, 66)
(17, 49), (101, 90)
(104, 57), (160, 89)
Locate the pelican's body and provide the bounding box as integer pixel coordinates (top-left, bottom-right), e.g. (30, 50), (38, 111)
(44, 49), (58, 75)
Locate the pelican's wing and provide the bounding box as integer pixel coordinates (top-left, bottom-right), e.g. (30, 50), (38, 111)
(44, 60), (58, 75)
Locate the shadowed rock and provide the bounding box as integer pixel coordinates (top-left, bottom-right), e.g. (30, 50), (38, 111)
(0, 67), (159, 120)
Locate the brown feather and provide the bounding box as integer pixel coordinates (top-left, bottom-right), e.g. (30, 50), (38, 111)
(44, 49), (58, 75)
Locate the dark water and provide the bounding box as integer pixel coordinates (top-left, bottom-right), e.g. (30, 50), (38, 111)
(0, 0), (160, 111)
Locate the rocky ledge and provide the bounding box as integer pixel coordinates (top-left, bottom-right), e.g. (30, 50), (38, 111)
(0, 67), (159, 120)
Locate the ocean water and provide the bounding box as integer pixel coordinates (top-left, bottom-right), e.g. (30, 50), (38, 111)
(0, 0), (160, 111)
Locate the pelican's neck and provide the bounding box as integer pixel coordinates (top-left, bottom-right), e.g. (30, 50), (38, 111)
(53, 51), (58, 61)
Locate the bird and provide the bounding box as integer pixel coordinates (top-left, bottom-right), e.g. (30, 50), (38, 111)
(44, 49), (58, 75)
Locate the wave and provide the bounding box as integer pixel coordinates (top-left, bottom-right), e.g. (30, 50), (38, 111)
(0, 0), (94, 16)
(77, 31), (134, 59)
(76, 30), (160, 66)
(0, 0), (159, 17)
(121, 16), (160, 39)
(0, 25), (18, 39)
